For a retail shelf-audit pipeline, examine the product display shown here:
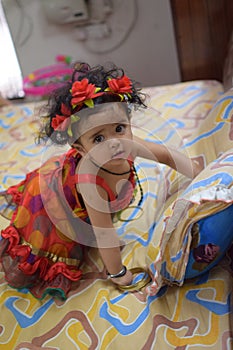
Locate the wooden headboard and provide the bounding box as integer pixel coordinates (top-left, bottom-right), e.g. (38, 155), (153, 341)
(170, 0), (233, 82)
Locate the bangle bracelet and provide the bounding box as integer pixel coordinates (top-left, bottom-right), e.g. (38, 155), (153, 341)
(107, 265), (127, 279)
(117, 267), (151, 292)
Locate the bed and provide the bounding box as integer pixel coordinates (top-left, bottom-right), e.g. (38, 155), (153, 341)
(0, 75), (232, 350)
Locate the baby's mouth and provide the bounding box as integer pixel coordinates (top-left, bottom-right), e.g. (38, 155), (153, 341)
(112, 150), (125, 159)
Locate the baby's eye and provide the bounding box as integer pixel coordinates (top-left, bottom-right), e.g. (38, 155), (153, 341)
(94, 135), (105, 143)
(115, 124), (126, 133)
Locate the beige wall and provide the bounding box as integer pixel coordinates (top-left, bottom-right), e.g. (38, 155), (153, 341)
(3, 0), (180, 87)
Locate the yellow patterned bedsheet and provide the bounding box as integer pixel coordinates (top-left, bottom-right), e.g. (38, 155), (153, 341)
(0, 80), (232, 350)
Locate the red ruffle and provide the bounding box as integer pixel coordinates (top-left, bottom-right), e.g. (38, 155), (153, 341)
(1, 226), (20, 250)
(7, 184), (24, 205)
(44, 262), (82, 281)
(11, 245), (31, 261)
(19, 257), (48, 277)
(0, 226), (82, 284)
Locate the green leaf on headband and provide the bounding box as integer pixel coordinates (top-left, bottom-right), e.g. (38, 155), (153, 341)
(67, 114), (80, 137)
(119, 94), (124, 101)
(71, 114), (80, 123)
(84, 99), (94, 108)
(67, 124), (73, 137)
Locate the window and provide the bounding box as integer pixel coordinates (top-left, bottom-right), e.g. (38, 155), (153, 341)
(0, 0), (24, 99)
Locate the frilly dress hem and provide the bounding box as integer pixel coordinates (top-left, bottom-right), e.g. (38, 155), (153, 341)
(0, 225), (82, 300)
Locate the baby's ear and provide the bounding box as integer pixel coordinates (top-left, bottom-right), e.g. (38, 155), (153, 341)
(72, 142), (86, 156)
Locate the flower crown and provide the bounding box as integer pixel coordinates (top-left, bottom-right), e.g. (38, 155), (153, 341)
(51, 75), (133, 135)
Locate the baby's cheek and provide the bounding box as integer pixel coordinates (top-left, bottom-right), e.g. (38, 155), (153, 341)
(93, 145), (111, 162)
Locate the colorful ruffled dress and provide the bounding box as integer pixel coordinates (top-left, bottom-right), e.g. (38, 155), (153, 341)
(0, 148), (136, 300)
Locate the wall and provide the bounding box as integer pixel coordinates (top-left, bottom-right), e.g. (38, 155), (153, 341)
(3, 0), (180, 87)
(171, 0), (233, 82)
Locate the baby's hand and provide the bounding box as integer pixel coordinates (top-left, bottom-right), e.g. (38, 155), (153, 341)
(111, 269), (133, 286)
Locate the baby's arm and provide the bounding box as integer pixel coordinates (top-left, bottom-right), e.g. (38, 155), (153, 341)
(133, 135), (202, 178)
(78, 183), (132, 286)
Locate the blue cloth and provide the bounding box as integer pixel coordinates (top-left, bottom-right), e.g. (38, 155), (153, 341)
(185, 205), (233, 279)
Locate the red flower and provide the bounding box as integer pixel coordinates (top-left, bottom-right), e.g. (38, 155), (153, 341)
(51, 103), (71, 131)
(51, 115), (70, 131)
(107, 75), (133, 94)
(71, 78), (103, 107)
(61, 103), (71, 116)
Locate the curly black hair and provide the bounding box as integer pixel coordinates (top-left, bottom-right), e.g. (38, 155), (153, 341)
(37, 62), (147, 145)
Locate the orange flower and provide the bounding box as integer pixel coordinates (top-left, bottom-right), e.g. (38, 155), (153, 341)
(107, 76), (133, 94)
(71, 78), (103, 107)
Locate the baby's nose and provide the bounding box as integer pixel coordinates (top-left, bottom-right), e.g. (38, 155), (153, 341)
(108, 138), (121, 148)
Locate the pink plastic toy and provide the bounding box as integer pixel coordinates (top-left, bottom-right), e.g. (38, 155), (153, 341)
(23, 55), (73, 97)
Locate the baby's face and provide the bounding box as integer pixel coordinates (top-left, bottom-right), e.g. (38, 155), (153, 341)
(75, 103), (133, 166)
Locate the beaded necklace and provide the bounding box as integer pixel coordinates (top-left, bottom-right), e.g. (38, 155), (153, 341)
(131, 164), (143, 207)
(90, 159), (143, 207)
